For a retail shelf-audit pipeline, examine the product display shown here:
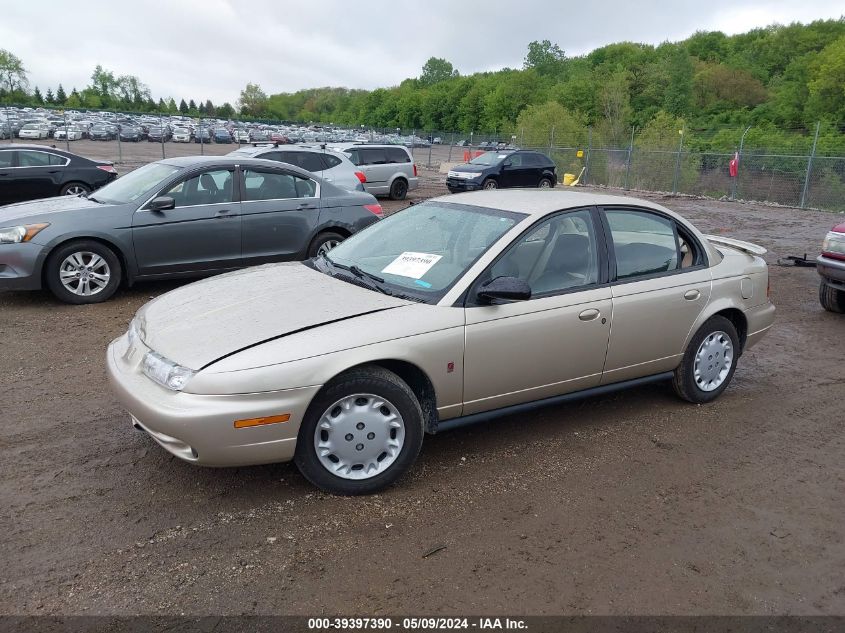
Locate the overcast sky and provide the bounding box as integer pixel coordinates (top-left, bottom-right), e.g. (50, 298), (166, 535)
(1, 0), (842, 105)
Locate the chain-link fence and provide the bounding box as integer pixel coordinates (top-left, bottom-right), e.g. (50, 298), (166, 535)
(3, 103), (844, 212)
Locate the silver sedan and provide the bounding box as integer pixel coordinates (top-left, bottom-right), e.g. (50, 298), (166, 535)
(107, 190), (775, 494)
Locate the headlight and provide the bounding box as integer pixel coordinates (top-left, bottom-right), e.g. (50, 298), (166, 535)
(0, 223), (49, 244)
(822, 231), (845, 258)
(459, 172), (482, 179)
(142, 351), (196, 391)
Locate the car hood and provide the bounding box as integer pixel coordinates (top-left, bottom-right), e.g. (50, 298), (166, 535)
(137, 262), (413, 370)
(449, 162), (496, 173)
(831, 221), (845, 234)
(0, 195), (106, 222)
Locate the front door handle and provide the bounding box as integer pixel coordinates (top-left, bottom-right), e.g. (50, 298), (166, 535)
(214, 209), (233, 218)
(297, 203), (317, 210)
(578, 309), (600, 321)
(684, 289), (701, 301)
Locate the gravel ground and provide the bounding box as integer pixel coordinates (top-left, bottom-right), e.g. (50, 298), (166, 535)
(0, 141), (844, 616)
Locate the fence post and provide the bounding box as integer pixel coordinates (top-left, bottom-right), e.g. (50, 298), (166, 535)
(159, 113), (165, 159)
(411, 128), (416, 160)
(731, 126), (751, 201)
(624, 127), (635, 190)
(520, 127), (524, 147)
(62, 110), (70, 152)
(549, 126), (554, 153)
(3, 106), (12, 143)
(672, 127), (684, 194)
(427, 133), (433, 168)
(584, 127), (593, 185)
(447, 132), (454, 162)
(800, 121), (820, 209)
(116, 116), (123, 164)
(200, 116), (204, 155)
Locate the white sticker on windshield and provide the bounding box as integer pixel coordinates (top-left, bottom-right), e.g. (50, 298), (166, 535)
(381, 252), (442, 278)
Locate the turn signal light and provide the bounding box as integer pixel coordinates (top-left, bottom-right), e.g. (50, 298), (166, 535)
(234, 413), (290, 429)
(364, 203), (383, 217)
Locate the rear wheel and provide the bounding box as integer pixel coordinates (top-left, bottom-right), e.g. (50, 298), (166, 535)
(294, 366), (424, 495)
(538, 177), (553, 188)
(45, 240), (122, 304)
(60, 182), (90, 196)
(672, 316), (739, 404)
(819, 279), (845, 313)
(308, 231), (345, 258)
(389, 178), (408, 200)
(482, 178), (498, 190)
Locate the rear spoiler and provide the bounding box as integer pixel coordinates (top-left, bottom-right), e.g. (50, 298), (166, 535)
(705, 234), (767, 256)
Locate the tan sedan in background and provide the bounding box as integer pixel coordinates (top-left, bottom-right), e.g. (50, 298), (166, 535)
(107, 190), (775, 495)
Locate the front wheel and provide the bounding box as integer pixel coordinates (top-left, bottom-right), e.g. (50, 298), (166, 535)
(45, 240), (122, 304)
(819, 279), (845, 313)
(672, 315), (740, 404)
(482, 178), (498, 190)
(307, 231), (345, 259)
(294, 366), (424, 495)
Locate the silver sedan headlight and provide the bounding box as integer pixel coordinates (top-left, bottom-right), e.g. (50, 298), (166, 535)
(822, 231), (845, 258)
(142, 351), (196, 391)
(0, 223), (49, 244)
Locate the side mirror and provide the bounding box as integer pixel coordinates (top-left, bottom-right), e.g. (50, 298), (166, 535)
(477, 276), (531, 302)
(502, 160), (512, 168)
(148, 196), (175, 212)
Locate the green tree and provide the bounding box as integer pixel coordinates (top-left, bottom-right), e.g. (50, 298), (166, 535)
(205, 99), (215, 116)
(662, 45), (694, 115)
(167, 98), (177, 113)
(515, 101), (586, 148)
(179, 98), (188, 114)
(32, 86), (43, 104)
(188, 99), (197, 114)
(238, 82), (267, 116)
(65, 89), (81, 108)
(0, 49), (28, 93)
(45, 87), (54, 104)
(419, 57), (458, 86)
(806, 37), (845, 123)
(55, 84), (67, 104)
(157, 97), (166, 111)
(524, 40), (566, 76)
(598, 69), (632, 147)
(217, 102), (235, 119)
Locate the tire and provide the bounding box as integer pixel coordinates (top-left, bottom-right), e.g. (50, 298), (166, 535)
(672, 315), (740, 404)
(60, 182), (91, 196)
(819, 279), (845, 313)
(45, 240), (122, 304)
(389, 178), (409, 200)
(307, 231), (346, 258)
(294, 366), (425, 495)
(482, 178), (498, 190)
(538, 177), (553, 189)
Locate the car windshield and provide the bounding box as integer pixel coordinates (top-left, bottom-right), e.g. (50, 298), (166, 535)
(321, 202), (524, 303)
(91, 162), (181, 205)
(468, 152), (508, 166)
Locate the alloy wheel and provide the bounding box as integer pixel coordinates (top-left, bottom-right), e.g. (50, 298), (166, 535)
(58, 251), (111, 297)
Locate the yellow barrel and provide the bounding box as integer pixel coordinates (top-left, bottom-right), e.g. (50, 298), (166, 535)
(563, 173), (576, 186)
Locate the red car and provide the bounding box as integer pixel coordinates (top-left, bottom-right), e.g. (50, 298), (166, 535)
(818, 220), (845, 313)
(269, 131), (290, 144)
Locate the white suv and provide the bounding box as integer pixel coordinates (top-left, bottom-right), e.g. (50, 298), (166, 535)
(331, 143), (419, 200)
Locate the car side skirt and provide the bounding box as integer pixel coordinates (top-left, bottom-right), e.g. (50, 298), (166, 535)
(434, 371), (674, 434)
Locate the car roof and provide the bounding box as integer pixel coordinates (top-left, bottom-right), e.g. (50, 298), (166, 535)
(433, 189), (680, 218)
(0, 143), (73, 155)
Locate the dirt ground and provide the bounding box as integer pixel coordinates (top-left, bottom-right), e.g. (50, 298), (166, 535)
(0, 141), (844, 616)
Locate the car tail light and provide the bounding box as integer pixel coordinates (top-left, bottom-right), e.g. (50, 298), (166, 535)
(97, 165), (117, 174)
(355, 171), (367, 183)
(413, 163), (418, 177)
(364, 203), (383, 217)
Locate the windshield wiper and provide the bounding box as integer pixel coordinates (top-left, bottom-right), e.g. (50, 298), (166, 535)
(319, 254), (391, 295)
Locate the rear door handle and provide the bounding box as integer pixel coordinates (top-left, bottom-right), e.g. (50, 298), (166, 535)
(214, 209), (233, 218)
(684, 289), (701, 301)
(297, 203), (317, 210)
(578, 309), (600, 321)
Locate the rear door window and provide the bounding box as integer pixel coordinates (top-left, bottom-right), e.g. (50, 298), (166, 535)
(322, 153), (342, 168)
(386, 147), (410, 164)
(605, 209), (680, 280)
(242, 168), (316, 200)
(0, 151), (14, 168)
(17, 151), (52, 167)
(360, 148), (387, 165)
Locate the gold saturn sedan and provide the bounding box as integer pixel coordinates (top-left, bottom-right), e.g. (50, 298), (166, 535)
(107, 190), (775, 494)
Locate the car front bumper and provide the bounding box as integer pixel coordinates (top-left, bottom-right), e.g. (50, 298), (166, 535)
(817, 254), (845, 287)
(446, 178), (482, 192)
(0, 242), (46, 290)
(106, 333), (321, 467)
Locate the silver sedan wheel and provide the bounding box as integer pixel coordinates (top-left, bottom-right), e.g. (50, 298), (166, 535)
(64, 185), (88, 196)
(58, 251), (111, 297)
(693, 331), (734, 392)
(317, 239), (341, 257)
(314, 393), (405, 480)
